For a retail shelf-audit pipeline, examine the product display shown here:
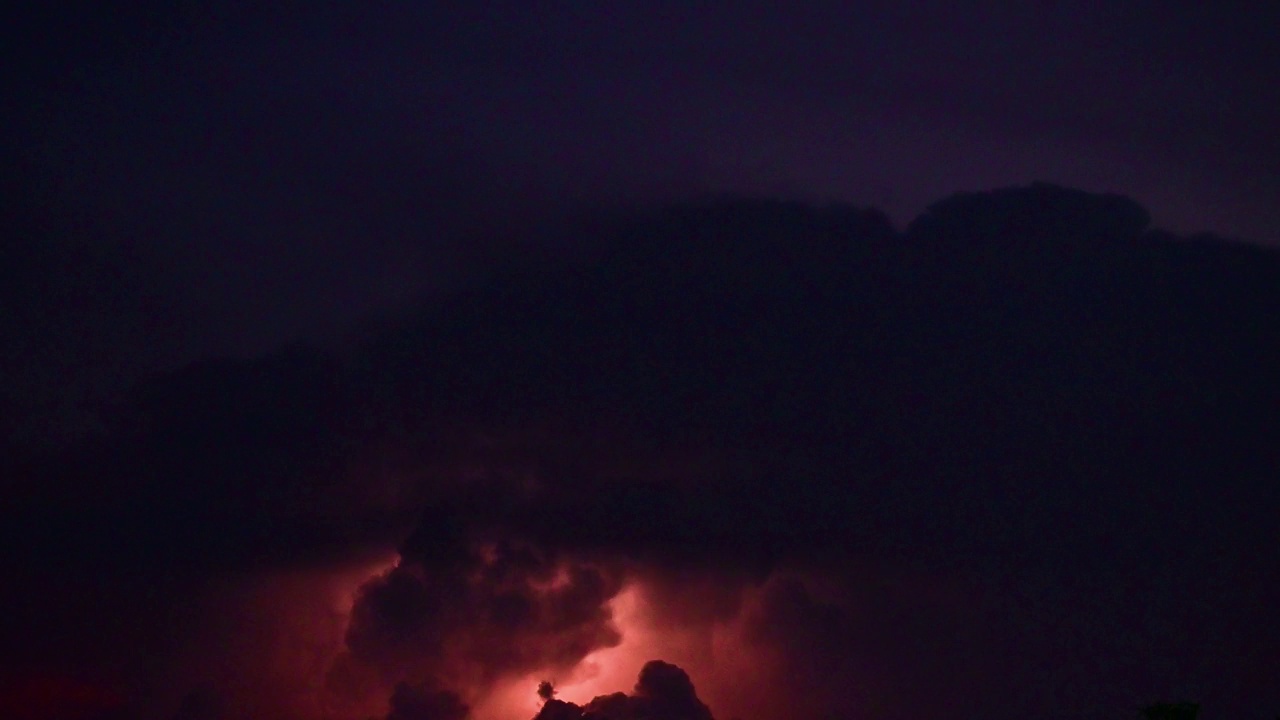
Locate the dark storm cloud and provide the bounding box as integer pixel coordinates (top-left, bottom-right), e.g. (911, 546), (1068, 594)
(4, 343), (396, 576)
(385, 681), (469, 720)
(4, 185), (1280, 719)
(355, 186), (1278, 565)
(7, 1), (1279, 293)
(338, 186), (1279, 717)
(339, 538), (622, 687)
(0, 150), (183, 453)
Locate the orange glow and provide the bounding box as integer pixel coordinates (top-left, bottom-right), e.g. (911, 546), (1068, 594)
(322, 559), (804, 720)
(333, 550), (402, 617)
(470, 582), (648, 720)
(551, 583), (648, 704)
(542, 574), (815, 720)
(168, 548), (404, 720)
(473, 576), (770, 720)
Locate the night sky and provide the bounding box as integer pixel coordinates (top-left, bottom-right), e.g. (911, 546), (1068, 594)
(3, 3), (1279, 720)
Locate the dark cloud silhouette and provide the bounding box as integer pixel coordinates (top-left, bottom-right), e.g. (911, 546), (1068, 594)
(3, 184), (1279, 719)
(533, 662), (713, 720)
(337, 535), (623, 698)
(336, 184), (1278, 718)
(907, 182), (1152, 248)
(348, 186), (1278, 568)
(385, 681), (469, 720)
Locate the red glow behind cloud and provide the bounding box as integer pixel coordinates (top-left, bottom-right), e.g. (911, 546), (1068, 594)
(472, 572), (785, 720)
(150, 543), (862, 720)
(128, 548), (404, 720)
(474, 582), (675, 720)
(295, 552), (992, 720)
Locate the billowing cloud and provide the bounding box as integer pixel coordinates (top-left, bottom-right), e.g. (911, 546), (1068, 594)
(5, 186), (1279, 720)
(342, 543), (623, 683)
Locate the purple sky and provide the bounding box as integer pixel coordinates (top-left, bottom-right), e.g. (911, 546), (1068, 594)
(5, 2), (1277, 363)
